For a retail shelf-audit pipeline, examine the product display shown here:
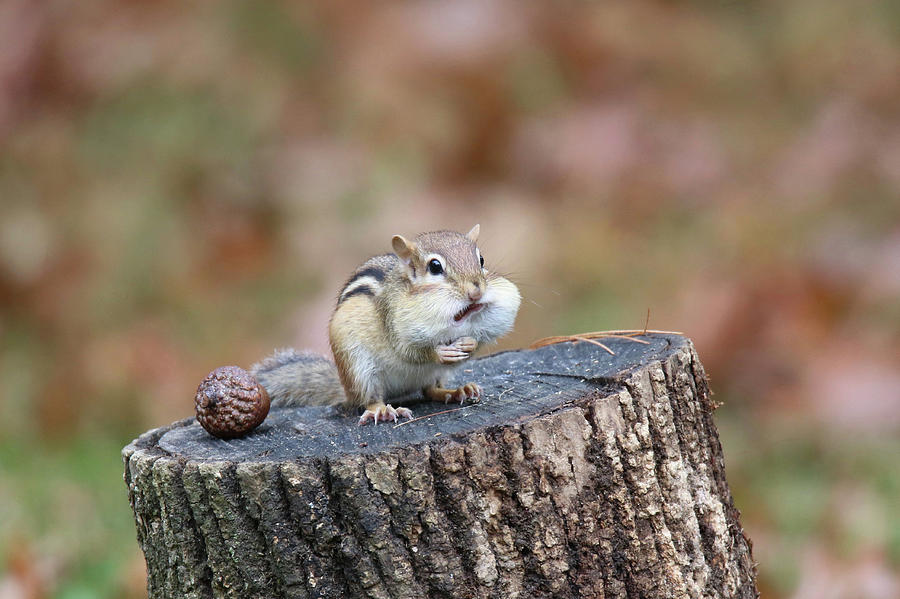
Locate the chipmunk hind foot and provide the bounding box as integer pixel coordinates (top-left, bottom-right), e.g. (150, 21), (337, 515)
(423, 382), (482, 405)
(358, 402), (413, 425)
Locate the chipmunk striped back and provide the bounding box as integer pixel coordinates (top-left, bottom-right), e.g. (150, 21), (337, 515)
(337, 254), (398, 304)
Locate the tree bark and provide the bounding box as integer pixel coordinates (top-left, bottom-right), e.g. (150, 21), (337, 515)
(123, 334), (758, 599)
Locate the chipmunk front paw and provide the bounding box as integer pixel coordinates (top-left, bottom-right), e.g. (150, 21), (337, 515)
(436, 337), (478, 364)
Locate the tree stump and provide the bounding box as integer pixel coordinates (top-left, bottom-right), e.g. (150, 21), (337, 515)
(123, 334), (758, 599)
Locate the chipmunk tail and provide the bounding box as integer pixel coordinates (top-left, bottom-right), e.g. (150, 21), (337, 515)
(251, 349), (346, 408)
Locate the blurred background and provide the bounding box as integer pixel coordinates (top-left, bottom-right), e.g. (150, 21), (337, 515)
(1, 1), (898, 597)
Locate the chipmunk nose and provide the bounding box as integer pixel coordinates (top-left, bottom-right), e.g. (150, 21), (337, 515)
(467, 281), (483, 302)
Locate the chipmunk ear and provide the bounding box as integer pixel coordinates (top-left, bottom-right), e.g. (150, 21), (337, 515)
(466, 224), (480, 242)
(392, 235), (416, 265)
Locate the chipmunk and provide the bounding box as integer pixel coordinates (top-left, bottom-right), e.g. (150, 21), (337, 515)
(251, 225), (521, 425)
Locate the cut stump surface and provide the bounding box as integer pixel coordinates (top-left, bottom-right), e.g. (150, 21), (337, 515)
(123, 334), (758, 599)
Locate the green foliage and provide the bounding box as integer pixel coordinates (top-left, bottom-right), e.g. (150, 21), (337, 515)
(0, 438), (140, 598)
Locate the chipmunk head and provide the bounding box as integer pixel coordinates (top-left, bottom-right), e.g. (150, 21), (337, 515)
(389, 225), (520, 343)
(392, 225), (488, 322)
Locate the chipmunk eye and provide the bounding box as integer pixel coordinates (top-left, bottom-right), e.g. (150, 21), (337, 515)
(480, 253), (485, 268)
(427, 258), (444, 275)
